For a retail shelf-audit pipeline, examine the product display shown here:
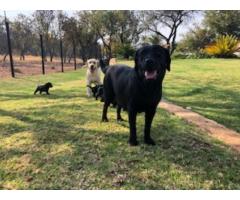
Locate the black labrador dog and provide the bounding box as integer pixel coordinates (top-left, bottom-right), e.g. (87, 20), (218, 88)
(34, 82), (53, 95)
(101, 45), (171, 146)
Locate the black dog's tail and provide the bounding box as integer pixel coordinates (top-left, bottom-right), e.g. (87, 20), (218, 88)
(99, 58), (110, 74)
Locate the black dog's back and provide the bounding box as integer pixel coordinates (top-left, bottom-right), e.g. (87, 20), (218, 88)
(103, 65), (134, 110)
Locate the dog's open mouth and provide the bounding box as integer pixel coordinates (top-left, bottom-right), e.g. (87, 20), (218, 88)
(144, 70), (157, 80)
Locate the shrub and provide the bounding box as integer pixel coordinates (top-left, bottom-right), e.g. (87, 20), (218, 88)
(172, 51), (211, 59)
(204, 34), (239, 58)
(115, 43), (135, 59)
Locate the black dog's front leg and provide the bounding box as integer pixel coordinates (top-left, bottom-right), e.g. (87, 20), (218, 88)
(128, 108), (138, 146)
(144, 108), (156, 145)
(46, 89), (50, 95)
(34, 88), (39, 95)
(102, 102), (110, 122)
(117, 105), (124, 121)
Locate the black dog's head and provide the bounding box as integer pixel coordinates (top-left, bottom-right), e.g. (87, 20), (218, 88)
(134, 45), (171, 81)
(45, 82), (53, 88)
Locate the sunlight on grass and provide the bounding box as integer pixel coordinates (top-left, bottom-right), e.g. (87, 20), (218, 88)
(48, 143), (74, 156)
(0, 131), (34, 149)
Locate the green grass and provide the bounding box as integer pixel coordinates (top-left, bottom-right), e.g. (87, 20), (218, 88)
(120, 59), (240, 133)
(164, 59), (240, 133)
(0, 66), (240, 189)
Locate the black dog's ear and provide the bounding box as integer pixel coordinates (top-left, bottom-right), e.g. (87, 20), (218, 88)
(164, 48), (171, 72)
(134, 49), (140, 71)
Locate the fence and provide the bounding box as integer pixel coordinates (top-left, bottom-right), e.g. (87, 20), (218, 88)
(0, 19), (83, 79)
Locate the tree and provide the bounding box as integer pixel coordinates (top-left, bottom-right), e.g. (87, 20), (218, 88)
(177, 25), (214, 53)
(62, 16), (78, 62)
(115, 11), (142, 45)
(11, 14), (35, 60)
(74, 11), (101, 62)
(113, 11), (142, 59)
(204, 11), (240, 38)
(0, 16), (8, 58)
(90, 11), (119, 59)
(141, 10), (196, 54)
(140, 34), (162, 46)
(32, 10), (56, 61)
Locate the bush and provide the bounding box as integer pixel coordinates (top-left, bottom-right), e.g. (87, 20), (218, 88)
(115, 43), (135, 59)
(204, 34), (239, 58)
(172, 51), (211, 59)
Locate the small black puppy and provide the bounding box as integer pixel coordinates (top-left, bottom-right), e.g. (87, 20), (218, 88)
(100, 45), (171, 146)
(34, 82), (53, 95)
(95, 85), (104, 101)
(87, 84), (103, 100)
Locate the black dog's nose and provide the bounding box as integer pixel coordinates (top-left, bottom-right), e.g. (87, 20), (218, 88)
(145, 58), (154, 66)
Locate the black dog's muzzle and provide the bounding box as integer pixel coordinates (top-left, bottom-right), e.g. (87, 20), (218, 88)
(143, 58), (158, 80)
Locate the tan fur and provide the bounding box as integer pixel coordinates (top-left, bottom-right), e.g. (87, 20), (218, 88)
(86, 58), (101, 97)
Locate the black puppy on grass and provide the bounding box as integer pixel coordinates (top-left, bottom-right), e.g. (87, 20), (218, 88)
(87, 84), (104, 100)
(34, 82), (53, 95)
(100, 45), (171, 146)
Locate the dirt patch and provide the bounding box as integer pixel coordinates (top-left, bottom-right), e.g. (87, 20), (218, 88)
(159, 100), (240, 152)
(0, 55), (83, 78)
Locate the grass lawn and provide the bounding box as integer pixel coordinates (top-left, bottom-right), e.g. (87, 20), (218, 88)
(0, 65), (240, 189)
(122, 59), (240, 133)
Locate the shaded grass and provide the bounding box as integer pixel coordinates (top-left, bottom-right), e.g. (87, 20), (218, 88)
(0, 66), (240, 189)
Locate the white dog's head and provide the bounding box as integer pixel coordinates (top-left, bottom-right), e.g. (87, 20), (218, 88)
(87, 58), (99, 74)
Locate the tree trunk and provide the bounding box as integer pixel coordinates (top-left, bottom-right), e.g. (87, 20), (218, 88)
(3, 53), (8, 61)
(50, 54), (54, 62)
(20, 51), (25, 61)
(68, 53), (73, 63)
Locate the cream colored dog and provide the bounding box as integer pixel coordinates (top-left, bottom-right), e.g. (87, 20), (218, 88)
(86, 58), (101, 97)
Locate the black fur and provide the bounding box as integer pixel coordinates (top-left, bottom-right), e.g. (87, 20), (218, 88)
(99, 58), (110, 74)
(100, 45), (171, 145)
(87, 84), (104, 100)
(34, 82), (53, 95)
(95, 86), (104, 101)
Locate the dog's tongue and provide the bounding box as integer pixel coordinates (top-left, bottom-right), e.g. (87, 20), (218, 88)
(144, 70), (157, 80)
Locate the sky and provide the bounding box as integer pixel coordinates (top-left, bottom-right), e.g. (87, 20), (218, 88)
(1, 10), (204, 41)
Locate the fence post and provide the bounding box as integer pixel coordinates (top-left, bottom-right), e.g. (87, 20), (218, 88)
(60, 39), (64, 72)
(40, 34), (45, 75)
(73, 40), (77, 70)
(5, 20), (15, 78)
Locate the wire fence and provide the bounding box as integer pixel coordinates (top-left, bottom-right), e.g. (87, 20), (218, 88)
(0, 55), (83, 78)
(0, 18), (84, 78)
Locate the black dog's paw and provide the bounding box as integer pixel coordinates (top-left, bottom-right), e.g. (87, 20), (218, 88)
(117, 117), (124, 122)
(129, 139), (139, 146)
(144, 137), (156, 145)
(102, 118), (109, 122)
